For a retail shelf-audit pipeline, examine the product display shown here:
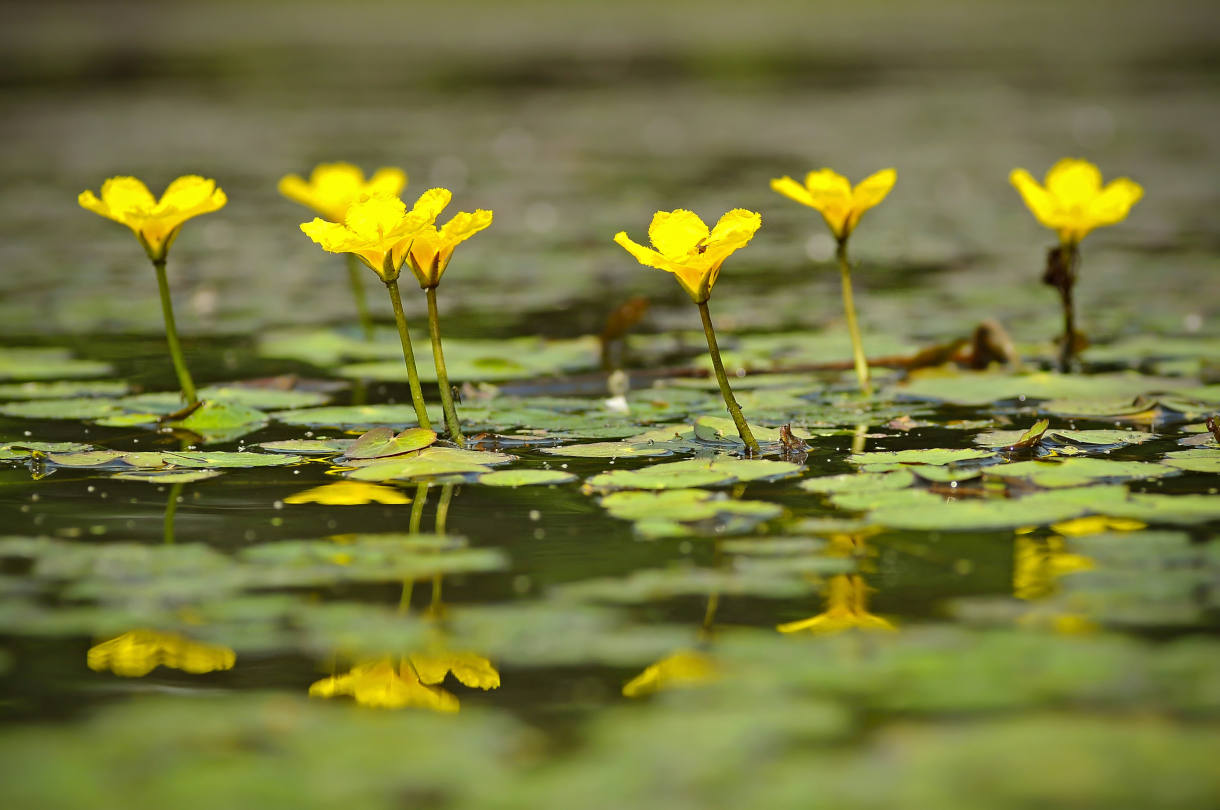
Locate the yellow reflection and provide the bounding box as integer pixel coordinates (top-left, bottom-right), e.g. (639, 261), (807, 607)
(283, 480), (411, 506)
(777, 574), (896, 634)
(309, 658), (459, 712)
(622, 650), (717, 698)
(1013, 535), (1094, 601)
(87, 630), (235, 678)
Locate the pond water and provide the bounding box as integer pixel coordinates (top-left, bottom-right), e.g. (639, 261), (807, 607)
(2, 2), (1219, 808)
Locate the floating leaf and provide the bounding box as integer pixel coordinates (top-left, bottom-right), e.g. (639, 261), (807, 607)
(345, 447), (513, 482)
(477, 469), (578, 487)
(799, 470), (916, 494)
(539, 441), (676, 459)
(0, 380), (128, 400)
(272, 404), (427, 428)
(897, 370), (1178, 406)
(848, 447), (996, 466)
(972, 419), (1049, 449)
(256, 438), (352, 455)
(585, 457), (801, 492)
(342, 427), (437, 460)
(170, 400), (268, 431)
(111, 469), (223, 484)
(161, 451), (306, 469)
(1160, 449), (1220, 474)
(0, 347), (111, 381)
(0, 397), (122, 420)
(986, 458), (1173, 488)
(1047, 429), (1158, 446)
(866, 486), (1130, 531)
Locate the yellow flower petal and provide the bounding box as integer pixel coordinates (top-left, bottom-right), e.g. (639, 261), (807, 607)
(367, 167), (408, 197)
(344, 193), (408, 242)
(648, 209), (709, 258)
(101, 176), (157, 216)
(1010, 168), (1060, 230)
(769, 175), (814, 208)
(411, 650), (501, 690)
(1045, 158), (1103, 207)
(80, 175), (225, 260)
(849, 168), (897, 221)
(803, 168), (854, 240)
(1086, 178), (1144, 228)
(279, 163), (408, 223)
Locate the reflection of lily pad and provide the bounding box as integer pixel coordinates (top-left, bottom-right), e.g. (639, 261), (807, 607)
(477, 469), (578, 487)
(867, 486), (1128, 531)
(599, 488), (783, 537)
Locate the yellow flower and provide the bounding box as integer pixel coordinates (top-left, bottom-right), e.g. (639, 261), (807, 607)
(278, 162), (407, 223)
(777, 574), (896, 634)
(1009, 158), (1143, 245)
(410, 650), (501, 690)
(300, 188), (450, 282)
(406, 208), (493, 289)
(78, 176), (227, 261)
(282, 481), (411, 506)
(770, 168), (896, 242)
(86, 630), (235, 678)
(622, 649), (718, 698)
(613, 208), (761, 303)
(309, 658), (459, 712)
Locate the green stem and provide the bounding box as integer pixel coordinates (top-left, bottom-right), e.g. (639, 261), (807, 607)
(697, 300), (759, 455)
(835, 241), (872, 397)
(345, 254), (376, 341)
(398, 578), (414, 615)
(426, 287), (465, 447)
(152, 260), (197, 403)
(1058, 244), (1080, 374)
(163, 482), (183, 545)
(384, 280), (432, 430)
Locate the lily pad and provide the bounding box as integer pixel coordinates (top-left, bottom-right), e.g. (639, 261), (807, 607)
(272, 405), (428, 428)
(110, 469), (224, 484)
(972, 420), (1049, 449)
(257, 438), (352, 455)
(848, 447), (996, 466)
(345, 447), (514, 482)
(539, 441), (676, 459)
(866, 486), (1130, 531)
(1160, 449), (1220, 474)
(0, 347), (111, 381)
(799, 470), (917, 494)
(0, 380), (128, 400)
(0, 397), (122, 420)
(342, 427), (438, 460)
(585, 457), (801, 492)
(986, 458), (1174, 488)
(477, 469), (578, 487)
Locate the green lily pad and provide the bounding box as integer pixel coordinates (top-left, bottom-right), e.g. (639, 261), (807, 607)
(554, 563), (818, 603)
(848, 447), (996, 466)
(987, 458), (1174, 488)
(897, 371), (1178, 406)
(345, 447), (513, 481)
(342, 427), (438, 459)
(477, 469), (578, 487)
(585, 457), (801, 492)
(799, 469), (917, 494)
(0, 347), (112, 381)
(110, 469), (224, 484)
(160, 451), (306, 469)
(272, 404), (427, 428)
(598, 488), (782, 538)
(0, 440), (92, 461)
(0, 397), (123, 420)
(1160, 449), (1220, 474)
(1047, 429), (1159, 446)
(692, 416), (813, 445)
(907, 466), (984, 483)
(539, 441), (676, 459)
(866, 486), (1130, 531)
(197, 385), (330, 410)
(1039, 397), (1160, 419)
(170, 400), (268, 431)
(256, 438), (352, 455)
(45, 450), (128, 468)
(0, 380), (128, 400)
(92, 412), (163, 428)
(1101, 493), (1220, 525)
(972, 419), (1049, 449)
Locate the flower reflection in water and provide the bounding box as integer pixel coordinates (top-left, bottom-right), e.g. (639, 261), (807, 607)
(310, 484), (500, 712)
(778, 530), (895, 635)
(1013, 534), (1098, 634)
(87, 630), (235, 678)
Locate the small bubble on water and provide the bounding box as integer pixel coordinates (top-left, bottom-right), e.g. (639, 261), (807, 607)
(30, 493), (39, 502)
(273, 500), (284, 510)
(270, 517), (283, 527)
(87, 486), (95, 493)
(23, 430), (31, 437)
(528, 509), (541, 521)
